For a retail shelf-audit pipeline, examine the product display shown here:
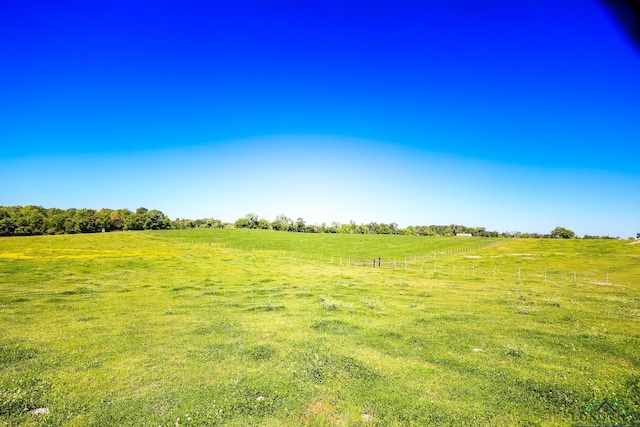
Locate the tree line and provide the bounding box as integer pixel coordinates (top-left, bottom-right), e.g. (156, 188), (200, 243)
(0, 206), (171, 236)
(228, 213), (505, 236)
(1, 206), (630, 239)
(180, 213), (620, 239)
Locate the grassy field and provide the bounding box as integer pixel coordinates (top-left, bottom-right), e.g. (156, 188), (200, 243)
(1, 230), (639, 426)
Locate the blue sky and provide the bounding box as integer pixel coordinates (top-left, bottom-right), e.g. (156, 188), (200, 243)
(1, 1), (639, 237)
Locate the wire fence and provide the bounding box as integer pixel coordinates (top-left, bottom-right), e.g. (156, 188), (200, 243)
(152, 234), (622, 286)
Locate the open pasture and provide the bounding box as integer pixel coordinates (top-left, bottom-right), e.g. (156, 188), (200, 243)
(1, 230), (639, 426)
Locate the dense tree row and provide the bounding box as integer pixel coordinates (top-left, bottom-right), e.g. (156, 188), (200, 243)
(2, 207), (631, 239)
(229, 213), (506, 236)
(172, 217), (232, 230)
(226, 213), (598, 239)
(0, 206), (171, 236)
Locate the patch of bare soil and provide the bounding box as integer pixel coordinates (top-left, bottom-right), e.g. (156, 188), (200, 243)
(361, 413), (374, 423)
(300, 399), (346, 425)
(588, 281), (621, 287)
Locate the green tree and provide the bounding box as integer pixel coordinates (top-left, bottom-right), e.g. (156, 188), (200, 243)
(109, 210), (125, 231)
(325, 222), (339, 233)
(16, 206), (47, 235)
(49, 214), (67, 234)
(550, 226), (576, 239)
(271, 219), (283, 231)
(95, 209), (112, 231)
(73, 209), (98, 233)
(339, 221), (356, 234)
(125, 214), (145, 230)
(245, 213), (259, 229)
(173, 218), (195, 229)
(272, 215), (292, 231)
(119, 209), (133, 230)
(234, 217), (249, 228)
(0, 207), (16, 235)
(390, 223), (399, 235)
(143, 210), (171, 230)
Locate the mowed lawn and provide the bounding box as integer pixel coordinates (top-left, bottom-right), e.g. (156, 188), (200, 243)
(1, 230), (639, 426)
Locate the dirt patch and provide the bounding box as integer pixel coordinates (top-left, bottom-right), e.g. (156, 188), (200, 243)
(300, 400), (328, 423)
(627, 240), (640, 245)
(300, 399), (345, 425)
(463, 255), (482, 259)
(588, 281), (621, 287)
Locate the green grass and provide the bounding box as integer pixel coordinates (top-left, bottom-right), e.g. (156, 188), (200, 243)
(155, 228), (498, 260)
(1, 230), (639, 426)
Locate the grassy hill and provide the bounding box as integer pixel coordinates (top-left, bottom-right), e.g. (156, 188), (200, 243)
(1, 230), (638, 425)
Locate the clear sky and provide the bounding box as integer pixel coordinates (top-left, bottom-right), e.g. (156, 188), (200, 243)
(1, 1), (639, 237)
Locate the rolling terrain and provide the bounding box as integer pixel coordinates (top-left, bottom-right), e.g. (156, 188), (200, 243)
(1, 230), (639, 426)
